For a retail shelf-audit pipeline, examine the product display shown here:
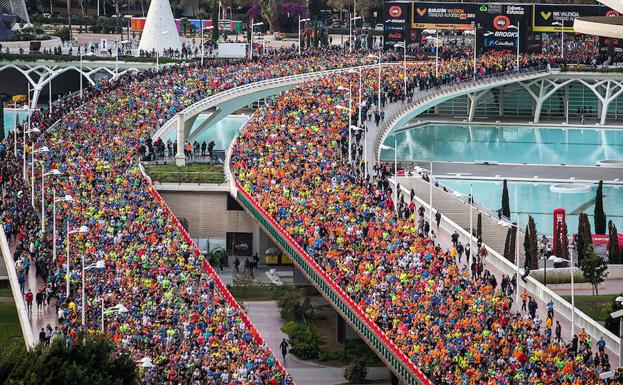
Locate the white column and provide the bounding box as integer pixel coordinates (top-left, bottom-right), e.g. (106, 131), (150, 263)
(175, 113), (186, 166)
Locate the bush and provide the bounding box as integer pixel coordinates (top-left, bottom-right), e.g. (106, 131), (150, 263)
(54, 27), (71, 41)
(278, 291), (314, 322)
(344, 360), (368, 384)
(281, 320), (321, 360)
(318, 350), (346, 362)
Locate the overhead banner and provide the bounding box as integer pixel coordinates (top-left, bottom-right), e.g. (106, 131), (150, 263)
(477, 4), (529, 52)
(411, 3), (478, 31)
(384, 2), (409, 46)
(532, 4), (603, 32)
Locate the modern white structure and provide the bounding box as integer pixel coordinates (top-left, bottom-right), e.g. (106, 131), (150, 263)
(574, 0), (623, 38)
(137, 0), (182, 54)
(0, 0), (30, 24)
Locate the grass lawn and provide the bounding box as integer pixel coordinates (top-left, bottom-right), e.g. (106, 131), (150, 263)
(0, 303), (23, 346)
(0, 287), (13, 297)
(228, 285), (291, 301)
(145, 163), (225, 184)
(561, 294), (617, 322)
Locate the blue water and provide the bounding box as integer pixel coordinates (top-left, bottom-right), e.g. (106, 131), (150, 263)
(3, 109), (29, 138)
(165, 114), (248, 151)
(382, 123), (623, 165)
(439, 179), (623, 235)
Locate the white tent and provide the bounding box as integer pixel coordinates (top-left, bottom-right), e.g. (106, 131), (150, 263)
(137, 0), (182, 54)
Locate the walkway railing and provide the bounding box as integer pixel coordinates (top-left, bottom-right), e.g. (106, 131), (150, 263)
(152, 62), (401, 141)
(374, 66), (551, 162)
(232, 182), (432, 385)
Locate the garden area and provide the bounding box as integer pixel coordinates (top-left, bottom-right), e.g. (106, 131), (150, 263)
(144, 163), (225, 184)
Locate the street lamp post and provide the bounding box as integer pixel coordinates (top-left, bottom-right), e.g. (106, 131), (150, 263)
(394, 42), (407, 98)
(79, 52), (94, 99)
(337, 83), (353, 164)
(463, 29), (477, 79)
(201, 24), (214, 66)
(155, 31), (170, 71)
(380, 137), (398, 215)
(507, 25), (520, 71)
(552, 21), (564, 59)
(101, 302), (128, 332)
(31, 146), (49, 207)
(568, 237), (576, 333)
(53, 193), (73, 264)
(250, 22), (264, 60)
(298, 16), (310, 55)
(423, 30), (440, 78)
(82, 259), (105, 331)
(41, 168), (61, 234)
(349, 16), (362, 53)
(66, 225), (89, 298)
(22, 107), (38, 181)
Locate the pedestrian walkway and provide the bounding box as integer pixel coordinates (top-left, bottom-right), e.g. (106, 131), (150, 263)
(244, 301), (389, 385)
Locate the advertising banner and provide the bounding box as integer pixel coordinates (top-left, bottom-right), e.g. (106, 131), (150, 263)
(532, 4), (603, 32)
(411, 3), (478, 31)
(477, 4), (529, 52)
(384, 2), (409, 46)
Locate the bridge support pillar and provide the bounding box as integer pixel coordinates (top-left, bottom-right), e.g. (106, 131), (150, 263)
(175, 113), (186, 166)
(337, 313), (360, 343)
(564, 86), (569, 124)
(498, 88), (504, 117)
(467, 90), (488, 122)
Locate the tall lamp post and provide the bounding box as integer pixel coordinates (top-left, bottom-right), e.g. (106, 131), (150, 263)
(79, 52), (94, 99)
(463, 29), (477, 79)
(507, 25), (520, 71)
(250, 22), (264, 60)
(298, 16), (310, 55)
(349, 16), (362, 53)
(66, 225), (89, 298)
(394, 42), (407, 98)
(155, 31), (170, 71)
(53, 194), (73, 264)
(101, 302), (128, 332)
(552, 21), (564, 59)
(41, 168), (61, 234)
(31, 146), (49, 207)
(337, 82), (353, 164)
(82, 259), (105, 332)
(609, 296), (623, 369)
(201, 25), (214, 66)
(423, 29), (439, 78)
(380, 136), (398, 215)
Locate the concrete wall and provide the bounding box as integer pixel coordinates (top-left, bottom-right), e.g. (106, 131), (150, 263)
(158, 188), (257, 250)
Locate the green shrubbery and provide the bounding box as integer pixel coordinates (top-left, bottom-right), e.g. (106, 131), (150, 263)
(281, 320), (322, 360)
(344, 360), (368, 384)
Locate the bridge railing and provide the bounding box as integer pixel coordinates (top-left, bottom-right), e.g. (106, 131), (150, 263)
(137, 164), (291, 381)
(152, 63), (402, 140)
(231, 181), (433, 385)
(374, 66), (550, 161)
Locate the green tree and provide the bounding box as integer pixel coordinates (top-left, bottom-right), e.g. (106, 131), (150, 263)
(579, 244), (609, 295)
(503, 225), (516, 263)
(594, 180), (606, 234)
(608, 220), (621, 264)
(524, 216), (539, 270)
(576, 212), (592, 263)
(0, 335), (138, 385)
(501, 179), (510, 219)
(211, 0), (220, 43)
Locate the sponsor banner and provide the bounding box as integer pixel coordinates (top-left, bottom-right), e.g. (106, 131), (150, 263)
(411, 3), (478, 30)
(532, 4), (605, 32)
(477, 4), (529, 52)
(384, 2), (408, 45)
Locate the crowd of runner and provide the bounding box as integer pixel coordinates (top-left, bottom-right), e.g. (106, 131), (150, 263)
(231, 53), (614, 384)
(0, 48), (386, 384)
(0, 47), (615, 384)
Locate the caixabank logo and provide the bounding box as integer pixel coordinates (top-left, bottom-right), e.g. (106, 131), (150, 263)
(389, 5), (403, 18)
(493, 15), (510, 30)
